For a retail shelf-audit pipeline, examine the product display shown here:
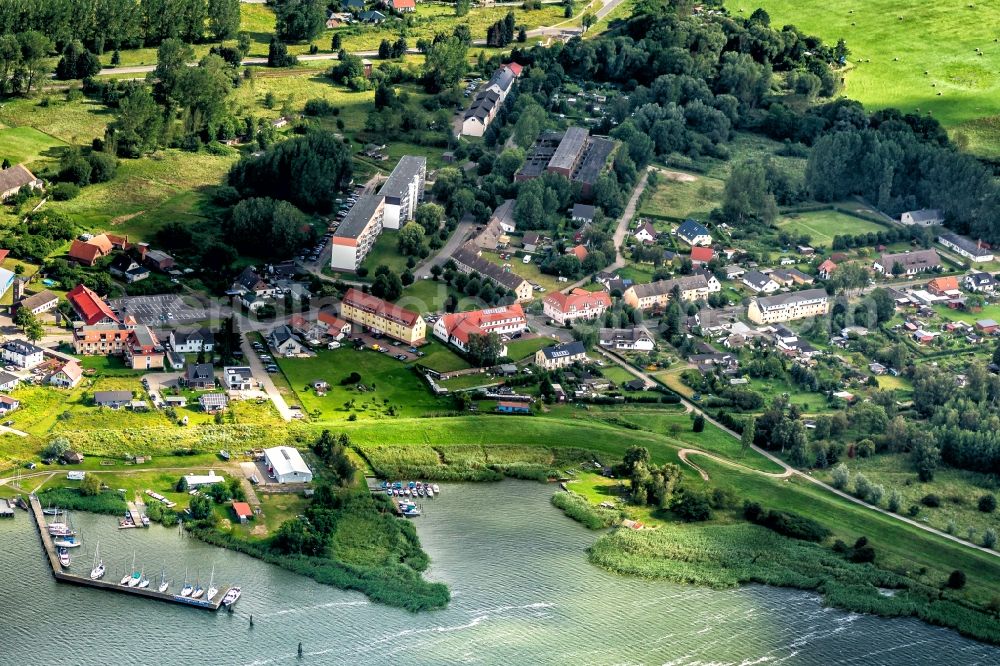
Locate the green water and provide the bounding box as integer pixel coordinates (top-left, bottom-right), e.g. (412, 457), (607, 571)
(1, 481), (997, 665)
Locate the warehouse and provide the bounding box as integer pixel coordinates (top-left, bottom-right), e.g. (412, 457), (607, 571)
(264, 446), (313, 484)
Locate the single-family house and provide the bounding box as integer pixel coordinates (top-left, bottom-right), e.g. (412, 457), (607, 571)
(94, 390), (132, 408)
(598, 326), (655, 351)
(543, 288), (611, 326)
(928, 276), (960, 296)
(0, 371), (20, 391)
(0, 394), (20, 415)
(569, 244), (588, 262)
(522, 232), (540, 252)
(185, 363), (216, 390)
(0, 164), (42, 200)
(690, 246), (714, 265)
(571, 203), (595, 224)
(634, 220), (658, 244)
(109, 254), (150, 283)
(965, 272), (996, 293)
(67, 234), (114, 266)
(742, 271), (779, 293)
(169, 328), (216, 353)
(723, 265), (745, 280)
(900, 209), (942, 226)
(268, 324), (306, 356)
(676, 219), (711, 247)
(223, 366), (255, 391)
(49, 360), (83, 388)
(534, 340), (588, 370)
(818, 259), (837, 280)
(199, 393), (229, 413)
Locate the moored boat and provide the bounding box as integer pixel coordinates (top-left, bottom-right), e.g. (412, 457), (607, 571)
(58, 547), (70, 568)
(432, 484), (440, 494)
(221, 586), (242, 606)
(90, 542), (105, 580)
(52, 537), (81, 548)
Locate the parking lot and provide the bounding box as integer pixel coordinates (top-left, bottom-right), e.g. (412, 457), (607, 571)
(301, 186), (367, 267)
(347, 329), (424, 362)
(109, 294), (208, 325)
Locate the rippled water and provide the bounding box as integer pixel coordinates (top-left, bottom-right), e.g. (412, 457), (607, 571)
(1, 480), (997, 665)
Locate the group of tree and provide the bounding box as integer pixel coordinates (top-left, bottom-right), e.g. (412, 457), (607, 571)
(486, 12), (517, 48)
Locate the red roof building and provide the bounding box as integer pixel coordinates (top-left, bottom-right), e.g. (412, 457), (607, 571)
(690, 246), (714, 264)
(67, 284), (119, 325)
(817, 259), (837, 279)
(542, 288), (612, 326)
(432, 304), (527, 353)
(570, 245), (588, 262)
(391, 0), (415, 10)
(232, 501), (253, 524)
(506, 62), (523, 77)
(340, 288), (426, 344)
(927, 276), (959, 295)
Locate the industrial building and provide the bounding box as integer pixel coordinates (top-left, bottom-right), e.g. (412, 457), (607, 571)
(515, 127), (618, 196)
(263, 446), (313, 484)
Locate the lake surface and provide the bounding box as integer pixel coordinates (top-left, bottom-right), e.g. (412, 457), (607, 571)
(1, 480), (998, 665)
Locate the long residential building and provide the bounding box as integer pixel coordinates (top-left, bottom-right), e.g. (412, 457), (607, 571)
(873, 249), (940, 276)
(330, 195), (385, 272)
(938, 233), (994, 262)
(432, 304), (527, 355)
(461, 63), (521, 137)
(543, 288), (612, 326)
(451, 243), (534, 302)
(747, 288), (830, 325)
(378, 156), (426, 229)
(340, 288), (426, 344)
(622, 274), (719, 310)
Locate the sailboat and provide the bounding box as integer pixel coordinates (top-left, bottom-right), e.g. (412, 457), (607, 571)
(191, 571), (205, 599)
(128, 551), (141, 587)
(52, 536), (81, 548)
(137, 567), (150, 589)
(90, 542), (105, 580)
(120, 557), (132, 586)
(206, 565), (218, 601)
(180, 567), (193, 597)
(158, 566), (169, 593)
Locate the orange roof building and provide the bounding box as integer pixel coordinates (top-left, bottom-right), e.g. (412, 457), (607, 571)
(927, 276), (959, 295)
(543, 288), (612, 326)
(570, 245), (589, 262)
(690, 246), (714, 264)
(340, 288), (426, 344)
(232, 501), (253, 523)
(432, 304), (527, 354)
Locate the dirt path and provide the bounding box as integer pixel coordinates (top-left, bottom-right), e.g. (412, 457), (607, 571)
(677, 448), (792, 481)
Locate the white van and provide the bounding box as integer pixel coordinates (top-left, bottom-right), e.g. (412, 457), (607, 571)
(523, 254), (532, 264)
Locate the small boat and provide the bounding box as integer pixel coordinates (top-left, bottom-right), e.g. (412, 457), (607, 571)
(416, 487), (425, 498)
(180, 567), (192, 597)
(426, 487), (434, 498)
(120, 557), (132, 586)
(52, 537), (81, 548)
(191, 585), (204, 599)
(206, 565), (218, 601)
(408, 481), (415, 489)
(138, 569), (150, 589)
(221, 587), (242, 606)
(58, 547), (70, 568)
(385, 489), (393, 496)
(432, 484), (440, 494)
(158, 567), (169, 593)
(48, 524), (77, 537)
(90, 542), (105, 580)
(127, 551), (140, 587)
(219, 449), (231, 461)
(43, 507), (63, 516)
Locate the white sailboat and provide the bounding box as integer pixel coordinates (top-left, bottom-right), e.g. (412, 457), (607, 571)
(120, 557), (132, 586)
(180, 567), (193, 597)
(137, 567), (149, 589)
(128, 551), (141, 587)
(191, 571), (204, 599)
(158, 566), (169, 593)
(90, 542), (105, 580)
(206, 565), (218, 601)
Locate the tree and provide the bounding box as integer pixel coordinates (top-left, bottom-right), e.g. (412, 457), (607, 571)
(831, 463), (850, 490)
(672, 490), (712, 522)
(947, 570), (967, 589)
(152, 38), (195, 103)
(274, 0), (326, 42)
(397, 222), (426, 256)
(722, 160), (777, 225)
(985, 528), (998, 549)
(741, 416), (756, 456)
(268, 36), (298, 67)
(414, 203), (444, 235)
(467, 332), (504, 366)
(55, 41), (101, 80)
(979, 494), (997, 513)
(513, 104), (547, 148)
(911, 431), (940, 482)
(189, 494), (214, 520)
(25, 318), (44, 343)
(227, 197), (311, 259)
(887, 489), (902, 513)
(106, 86), (164, 158)
(43, 436), (70, 460)
(79, 473), (102, 496)
(208, 0), (242, 40)
(692, 413), (705, 432)
(423, 37), (468, 92)
(371, 267), (403, 301)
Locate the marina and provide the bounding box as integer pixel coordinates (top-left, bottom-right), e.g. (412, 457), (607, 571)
(27, 494), (235, 612)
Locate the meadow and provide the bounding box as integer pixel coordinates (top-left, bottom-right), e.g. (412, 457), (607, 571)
(638, 169), (724, 222)
(723, 0), (1000, 156)
(775, 208), (888, 248)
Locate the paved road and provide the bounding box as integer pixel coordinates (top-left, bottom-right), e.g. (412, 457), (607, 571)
(413, 218), (477, 280)
(238, 327), (294, 422)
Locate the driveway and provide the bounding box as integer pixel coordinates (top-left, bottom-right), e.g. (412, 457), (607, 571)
(240, 329), (294, 422)
(413, 218), (477, 279)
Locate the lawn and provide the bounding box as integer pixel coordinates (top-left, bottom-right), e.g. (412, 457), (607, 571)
(480, 250), (561, 293)
(361, 231), (411, 275)
(504, 336), (553, 361)
(0, 95), (113, 145)
(639, 168), (724, 222)
(722, 0), (1000, 156)
(274, 346), (449, 419)
(0, 126), (68, 168)
(775, 208), (889, 248)
(398, 279), (466, 314)
(415, 338), (471, 373)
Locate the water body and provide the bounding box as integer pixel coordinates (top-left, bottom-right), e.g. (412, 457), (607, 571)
(1, 481), (997, 665)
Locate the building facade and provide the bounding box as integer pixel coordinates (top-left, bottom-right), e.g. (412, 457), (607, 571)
(379, 156), (426, 229)
(330, 195), (386, 272)
(543, 288), (612, 326)
(747, 289), (830, 324)
(340, 288), (426, 344)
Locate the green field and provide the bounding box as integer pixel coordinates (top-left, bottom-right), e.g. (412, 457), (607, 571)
(776, 208), (887, 247)
(724, 0), (1000, 156)
(504, 336), (553, 361)
(639, 169), (724, 221)
(0, 126), (68, 167)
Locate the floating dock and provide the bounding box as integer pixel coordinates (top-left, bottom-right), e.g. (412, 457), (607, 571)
(28, 494), (229, 611)
(0, 498), (15, 518)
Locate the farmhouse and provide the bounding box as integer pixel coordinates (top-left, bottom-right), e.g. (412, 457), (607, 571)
(622, 274), (717, 310)
(433, 304), (527, 354)
(378, 155), (426, 229)
(599, 326), (655, 351)
(874, 249), (940, 276)
(451, 243), (534, 302)
(938, 233), (994, 262)
(264, 446), (313, 484)
(900, 209), (942, 226)
(543, 288), (611, 326)
(67, 284), (119, 325)
(534, 340), (587, 370)
(340, 288), (426, 344)
(676, 219), (712, 247)
(330, 195), (385, 272)
(67, 234), (115, 266)
(0, 164), (42, 200)
(747, 289), (830, 325)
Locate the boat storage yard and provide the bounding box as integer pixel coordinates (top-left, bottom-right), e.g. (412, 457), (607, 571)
(27, 494), (235, 611)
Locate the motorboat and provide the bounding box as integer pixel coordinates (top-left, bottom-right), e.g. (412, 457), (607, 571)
(43, 507), (63, 516)
(48, 522), (76, 537)
(90, 542), (105, 580)
(52, 537), (81, 548)
(221, 587), (242, 606)
(426, 487), (434, 498)
(432, 484), (440, 494)
(219, 450), (231, 461)
(58, 547), (70, 568)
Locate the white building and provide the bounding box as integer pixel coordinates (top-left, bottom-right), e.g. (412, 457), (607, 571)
(900, 209), (942, 226)
(330, 195), (385, 272)
(264, 446), (313, 484)
(598, 327), (655, 351)
(378, 156), (426, 229)
(223, 366), (255, 391)
(182, 471), (226, 488)
(938, 233), (994, 263)
(747, 289), (830, 325)
(1, 339), (44, 369)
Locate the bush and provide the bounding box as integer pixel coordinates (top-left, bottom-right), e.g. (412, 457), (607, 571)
(920, 494), (941, 508)
(978, 494), (997, 513)
(50, 182), (80, 200)
(673, 490), (713, 522)
(831, 463), (850, 490)
(744, 501), (831, 542)
(947, 570), (967, 589)
(850, 545), (876, 563)
(984, 528), (998, 549)
(887, 489), (902, 513)
(86, 151), (118, 182)
(551, 491), (619, 529)
(340, 372), (362, 385)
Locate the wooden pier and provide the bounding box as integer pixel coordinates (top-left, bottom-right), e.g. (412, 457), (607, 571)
(124, 501), (147, 528)
(28, 494), (230, 611)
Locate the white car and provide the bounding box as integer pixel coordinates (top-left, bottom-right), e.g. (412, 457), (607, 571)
(523, 255), (532, 264)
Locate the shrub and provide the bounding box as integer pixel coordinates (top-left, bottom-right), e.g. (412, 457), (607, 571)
(341, 372), (362, 385)
(887, 489), (902, 513)
(978, 494), (997, 513)
(744, 501), (831, 542)
(920, 494), (941, 508)
(673, 490), (713, 522)
(831, 463), (850, 490)
(853, 473), (872, 501)
(984, 528), (997, 549)
(868, 484), (884, 506)
(50, 182), (80, 200)
(850, 545), (876, 563)
(947, 570), (967, 589)
(551, 491), (619, 529)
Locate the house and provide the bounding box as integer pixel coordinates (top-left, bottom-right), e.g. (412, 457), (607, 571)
(124, 325), (164, 370)
(571, 203), (595, 224)
(676, 219), (711, 247)
(927, 276), (960, 296)
(493, 199), (517, 234)
(0, 394), (19, 415)
(232, 501), (253, 524)
(742, 271), (779, 293)
(690, 246), (714, 265)
(138, 246), (176, 272)
(900, 209), (943, 226)
(779, 257), (796, 266)
(340, 288), (426, 344)
(599, 326), (655, 351)
(569, 244), (588, 262)
(268, 324), (307, 356)
(797, 245), (815, 256)
(496, 400), (531, 414)
(1, 340), (44, 369)
(0, 164), (42, 200)
(109, 254), (150, 283)
(522, 232), (540, 253)
(289, 314), (328, 343)
(358, 9), (385, 22)
(938, 233), (994, 262)
(818, 259), (837, 280)
(786, 268), (815, 285)
(432, 304), (527, 355)
(451, 243), (534, 302)
(199, 393), (229, 413)
(462, 64), (520, 137)
(769, 269), (796, 287)
(94, 390), (132, 408)
(49, 361), (83, 388)
(965, 272), (996, 293)
(67, 284), (119, 325)
(185, 363), (216, 390)
(164, 396), (187, 408)
(72, 321), (133, 356)
(634, 220), (658, 244)
(873, 249), (940, 276)
(330, 195), (386, 271)
(169, 328), (215, 353)
(622, 274), (718, 310)
(747, 289), (830, 325)
(543, 288), (611, 326)
(182, 471), (225, 488)
(16, 289), (59, 317)
(723, 265), (745, 280)
(391, 0), (415, 10)
(67, 234), (114, 266)
(0, 371), (20, 391)
(223, 366), (255, 391)
(534, 340), (587, 370)
(691, 268), (722, 292)
(264, 445), (313, 483)
(378, 155), (426, 229)
(319, 311), (352, 340)
(231, 266), (276, 300)
(62, 450), (84, 465)
(975, 319), (999, 334)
